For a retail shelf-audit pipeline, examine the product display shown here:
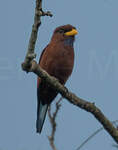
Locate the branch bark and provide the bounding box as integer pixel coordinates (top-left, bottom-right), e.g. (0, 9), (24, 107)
(48, 97), (62, 150)
(22, 0), (52, 72)
(22, 60), (118, 144)
(21, 0), (118, 145)
(76, 120), (118, 150)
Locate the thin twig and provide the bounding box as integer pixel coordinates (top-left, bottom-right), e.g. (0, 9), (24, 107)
(48, 97), (62, 150)
(113, 145), (118, 149)
(76, 120), (118, 150)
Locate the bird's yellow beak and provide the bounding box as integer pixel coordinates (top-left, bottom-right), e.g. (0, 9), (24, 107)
(64, 29), (78, 36)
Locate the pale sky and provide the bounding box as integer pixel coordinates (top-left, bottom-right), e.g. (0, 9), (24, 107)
(0, 0), (118, 150)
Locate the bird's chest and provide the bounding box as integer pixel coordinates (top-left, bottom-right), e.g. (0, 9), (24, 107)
(54, 45), (74, 65)
(40, 43), (74, 84)
(51, 46), (74, 82)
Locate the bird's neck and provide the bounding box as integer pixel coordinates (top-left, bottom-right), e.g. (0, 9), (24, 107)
(63, 37), (74, 47)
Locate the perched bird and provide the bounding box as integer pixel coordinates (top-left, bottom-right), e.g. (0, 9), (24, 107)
(37, 24), (78, 133)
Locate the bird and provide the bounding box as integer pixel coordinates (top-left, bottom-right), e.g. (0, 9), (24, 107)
(37, 24), (78, 133)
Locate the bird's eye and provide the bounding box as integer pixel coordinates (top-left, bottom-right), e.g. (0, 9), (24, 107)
(59, 29), (65, 33)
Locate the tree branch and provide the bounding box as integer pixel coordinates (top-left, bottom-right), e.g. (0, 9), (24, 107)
(22, 60), (118, 144)
(76, 120), (118, 150)
(47, 97), (62, 150)
(22, 0), (52, 72)
(21, 0), (118, 145)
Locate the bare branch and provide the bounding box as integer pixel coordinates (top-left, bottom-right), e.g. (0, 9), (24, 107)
(48, 97), (62, 150)
(112, 144), (118, 149)
(22, 60), (118, 144)
(77, 120), (118, 150)
(22, 0), (52, 72)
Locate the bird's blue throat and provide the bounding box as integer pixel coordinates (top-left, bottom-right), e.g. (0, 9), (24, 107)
(64, 37), (74, 47)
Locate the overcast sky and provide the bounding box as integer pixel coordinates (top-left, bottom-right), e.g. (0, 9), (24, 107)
(0, 0), (118, 150)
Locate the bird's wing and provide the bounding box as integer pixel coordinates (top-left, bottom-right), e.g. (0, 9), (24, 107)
(37, 45), (49, 134)
(39, 44), (49, 64)
(37, 44), (49, 88)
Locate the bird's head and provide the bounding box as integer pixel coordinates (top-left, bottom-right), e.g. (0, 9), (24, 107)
(51, 24), (78, 46)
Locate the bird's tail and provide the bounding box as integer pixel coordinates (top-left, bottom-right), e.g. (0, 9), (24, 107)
(36, 100), (48, 133)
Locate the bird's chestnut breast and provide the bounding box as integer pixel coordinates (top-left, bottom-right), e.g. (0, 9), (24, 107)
(50, 43), (74, 83)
